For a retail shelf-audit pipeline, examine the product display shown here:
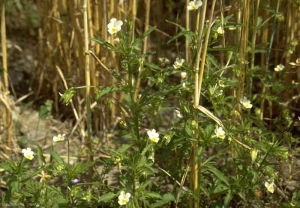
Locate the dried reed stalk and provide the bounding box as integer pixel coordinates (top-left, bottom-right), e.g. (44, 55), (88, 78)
(1, 0), (8, 92)
(1, 0), (12, 153)
(83, 0), (94, 163)
(259, 0), (270, 120)
(134, 0), (151, 101)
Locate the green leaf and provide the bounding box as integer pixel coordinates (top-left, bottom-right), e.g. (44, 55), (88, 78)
(51, 150), (64, 164)
(204, 163), (230, 186)
(39, 100), (53, 119)
(96, 86), (119, 100)
(0, 160), (17, 172)
(90, 37), (115, 50)
(144, 61), (164, 71)
(199, 183), (209, 197)
(167, 30), (195, 45)
(144, 192), (162, 199)
(141, 143), (152, 156)
(150, 193), (175, 208)
(59, 89), (76, 106)
(98, 192), (116, 203)
(140, 26), (156, 39)
(224, 191), (233, 206)
(69, 162), (95, 179)
(36, 145), (46, 166)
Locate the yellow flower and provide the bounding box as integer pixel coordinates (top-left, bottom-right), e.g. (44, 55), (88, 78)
(38, 171), (51, 182)
(217, 26), (224, 35)
(218, 80), (225, 87)
(107, 18), (123, 35)
(147, 129), (160, 143)
(22, 147), (34, 160)
(118, 191), (131, 205)
(251, 149), (259, 163)
(214, 127), (225, 139)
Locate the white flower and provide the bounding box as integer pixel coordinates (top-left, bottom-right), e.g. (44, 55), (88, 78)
(217, 26), (224, 35)
(118, 191), (131, 205)
(175, 109), (183, 119)
(240, 96), (253, 109)
(158, 57), (170, 64)
(71, 178), (80, 184)
(107, 18), (123, 34)
(53, 134), (66, 143)
(214, 127), (225, 139)
(274, 64), (285, 72)
(173, 58), (185, 69)
(181, 72), (187, 79)
(187, 0), (203, 11)
(147, 129), (160, 143)
(22, 147), (34, 160)
(264, 180), (275, 193)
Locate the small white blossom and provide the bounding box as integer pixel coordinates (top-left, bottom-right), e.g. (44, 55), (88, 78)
(72, 178), (80, 184)
(147, 129), (160, 143)
(175, 109), (183, 119)
(214, 126), (225, 139)
(53, 134), (66, 143)
(107, 18), (123, 34)
(264, 180), (275, 193)
(173, 58), (185, 69)
(240, 96), (253, 109)
(217, 26), (224, 35)
(118, 191), (131, 205)
(22, 147), (34, 160)
(274, 64), (285, 72)
(181, 72), (187, 79)
(158, 57), (170, 64)
(187, 0), (203, 11)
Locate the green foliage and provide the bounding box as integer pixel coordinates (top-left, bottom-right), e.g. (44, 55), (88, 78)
(59, 89), (76, 106)
(2, 5), (298, 207)
(38, 100), (53, 120)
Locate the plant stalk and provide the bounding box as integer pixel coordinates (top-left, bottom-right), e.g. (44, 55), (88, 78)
(83, 0), (94, 164)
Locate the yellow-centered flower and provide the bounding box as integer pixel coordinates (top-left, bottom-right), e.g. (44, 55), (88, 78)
(187, 0), (203, 11)
(107, 18), (123, 35)
(214, 126), (225, 139)
(147, 129), (160, 143)
(118, 191), (131, 205)
(22, 147), (34, 160)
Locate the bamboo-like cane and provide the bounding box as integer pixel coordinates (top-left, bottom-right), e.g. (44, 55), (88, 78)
(260, 0), (270, 120)
(249, 0), (261, 98)
(83, 0), (94, 163)
(1, 1), (8, 93)
(1, 0), (12, 153)
(191, 0), (217, 206)
(185, 0), (190, 65)
(134, 0), (150, 101)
